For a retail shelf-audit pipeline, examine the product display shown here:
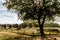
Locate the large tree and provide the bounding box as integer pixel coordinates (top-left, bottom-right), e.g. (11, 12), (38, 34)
(4, 0), (60, 36)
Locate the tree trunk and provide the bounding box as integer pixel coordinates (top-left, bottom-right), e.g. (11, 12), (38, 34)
(38, 19), (45, 37)
(41, 14), (46, 36)
(38, 14), (46, 37)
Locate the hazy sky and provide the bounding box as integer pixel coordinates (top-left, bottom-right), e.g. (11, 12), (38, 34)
(0, 0), (23, 24)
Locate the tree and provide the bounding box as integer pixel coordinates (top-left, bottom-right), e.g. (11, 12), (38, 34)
(4, 0), (60, 36)
(20, 22), (27, 28)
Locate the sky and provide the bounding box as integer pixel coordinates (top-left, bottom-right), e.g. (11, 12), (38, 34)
(0, 0), (23, 24)
(0, 0), (60, 24)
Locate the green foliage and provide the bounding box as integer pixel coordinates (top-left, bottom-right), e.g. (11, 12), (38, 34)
(50, 23), (60, 27)
(20, 22), (27, 28)
(20, 22), (60, 28)
(4, 0), (60, 21)
(44, 22), (60, 27)
(44, 23), (50, 27)
(19, 20), (39, 28)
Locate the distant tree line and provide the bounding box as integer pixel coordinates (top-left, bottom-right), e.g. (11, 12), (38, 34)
(44, 22), (60, 27)
(20, 22), (60, 28)
(0, 22), (59, 30)
(0, 24), (20, 30)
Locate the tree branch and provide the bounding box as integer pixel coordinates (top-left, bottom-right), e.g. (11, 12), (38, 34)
(41, 14), (46, 27)
(25, 8), (38, 20)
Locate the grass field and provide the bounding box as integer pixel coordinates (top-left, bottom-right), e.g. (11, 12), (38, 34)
(0, 27), (59, 40)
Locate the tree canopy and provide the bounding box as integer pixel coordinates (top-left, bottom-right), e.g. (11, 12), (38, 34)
(4, 0), (60, 21)
(4, 0), (60, 36)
